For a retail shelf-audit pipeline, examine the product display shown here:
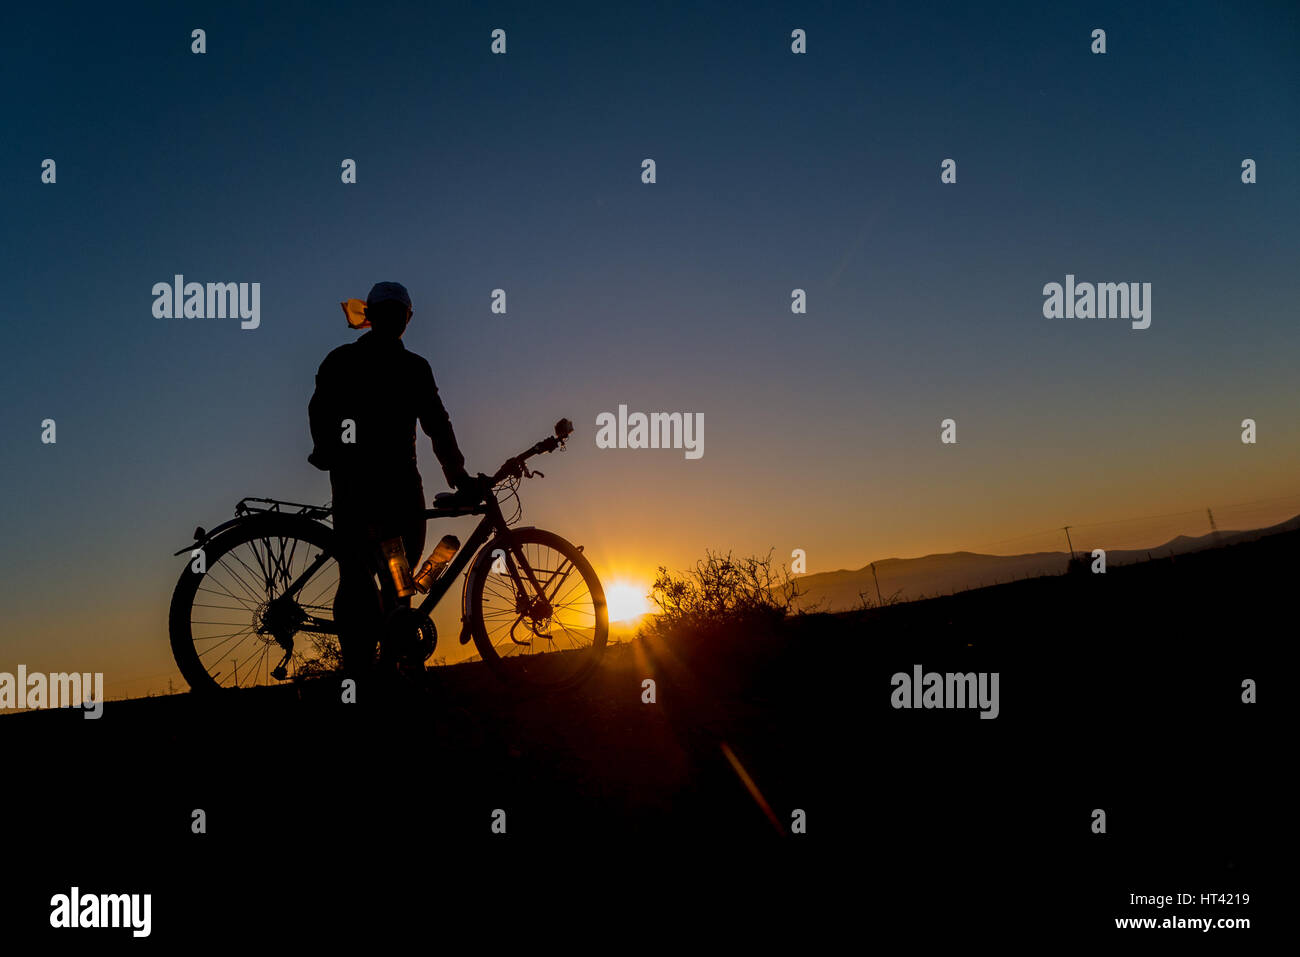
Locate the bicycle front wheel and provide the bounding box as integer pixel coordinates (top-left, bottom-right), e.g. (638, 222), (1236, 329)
(466, 528), (608, 690)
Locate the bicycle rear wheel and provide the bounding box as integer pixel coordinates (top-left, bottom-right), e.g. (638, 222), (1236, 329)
(466, 528), (608, 690)
(169, 513), (342, 692)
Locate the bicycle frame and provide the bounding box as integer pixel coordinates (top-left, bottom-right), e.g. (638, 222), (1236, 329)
(417, 498), (502, 625)
(262, 490), (551, 645)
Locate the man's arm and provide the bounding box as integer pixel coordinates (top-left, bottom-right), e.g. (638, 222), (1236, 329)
(307, 354), (338, 471)
(416, 359), (470, 489)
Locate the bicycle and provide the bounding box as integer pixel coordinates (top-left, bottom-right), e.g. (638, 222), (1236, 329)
(168, 418), (608, 693)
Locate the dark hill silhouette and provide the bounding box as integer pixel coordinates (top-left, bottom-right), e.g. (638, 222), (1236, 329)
(795, 512), (1300, 610)
(3, 525), (1286, 940)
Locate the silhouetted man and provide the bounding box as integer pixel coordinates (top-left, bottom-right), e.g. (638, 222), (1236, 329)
(308, 281), (473, 672)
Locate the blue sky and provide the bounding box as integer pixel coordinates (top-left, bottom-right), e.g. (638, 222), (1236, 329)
(2, 0), (1297, 693)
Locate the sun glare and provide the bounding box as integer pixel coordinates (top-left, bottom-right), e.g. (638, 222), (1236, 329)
(605, 582), (651, 622)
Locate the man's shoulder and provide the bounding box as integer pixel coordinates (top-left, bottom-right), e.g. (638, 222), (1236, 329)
(317, 336), (432, 378)
(320, 340), (358, 365)
(318, 338), (372, 377)
(401, 347), (435, 377)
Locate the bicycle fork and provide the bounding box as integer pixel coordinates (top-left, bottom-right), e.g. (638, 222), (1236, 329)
(502, 544), (580, 647)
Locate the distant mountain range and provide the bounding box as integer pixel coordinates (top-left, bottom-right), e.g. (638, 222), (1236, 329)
(792, 514), (1300, 612)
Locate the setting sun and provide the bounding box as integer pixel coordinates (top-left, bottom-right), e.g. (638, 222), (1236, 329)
(605, 581), (652, 622)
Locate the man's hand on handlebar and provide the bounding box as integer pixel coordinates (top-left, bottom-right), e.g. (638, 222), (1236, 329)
(448, 471), (491, 504)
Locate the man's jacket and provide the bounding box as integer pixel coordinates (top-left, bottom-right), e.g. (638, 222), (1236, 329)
(308, 332), (467, 512)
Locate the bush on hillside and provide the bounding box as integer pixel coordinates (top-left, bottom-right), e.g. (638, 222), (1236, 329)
(641, 550), (800, 640)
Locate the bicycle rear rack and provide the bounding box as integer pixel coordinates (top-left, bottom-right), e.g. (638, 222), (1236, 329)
(234, 497), (333, 520)
(173, 497), (334, 556)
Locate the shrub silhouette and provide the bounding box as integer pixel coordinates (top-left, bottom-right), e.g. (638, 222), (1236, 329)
(857, 587), (904, 611)
(642, 550), (800, 639)
(295, 632), (345, 679)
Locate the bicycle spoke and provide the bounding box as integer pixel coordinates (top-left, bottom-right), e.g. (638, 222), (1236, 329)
(192, 601), (256, 613)
(200, 631), (261, 671)
(193, 628), (257, 644)
(217, 552), (269, 604)
(300, 568), (341, 610)
(244, 536), (271, 592)
(229, 548), (273, 599)
(196, 579), (260, 611)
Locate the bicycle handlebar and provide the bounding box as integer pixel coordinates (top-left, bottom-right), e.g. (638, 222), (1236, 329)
(483, 418), (574, 486)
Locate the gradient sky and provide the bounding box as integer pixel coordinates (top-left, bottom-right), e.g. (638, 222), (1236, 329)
(3, 0), (1298, 696)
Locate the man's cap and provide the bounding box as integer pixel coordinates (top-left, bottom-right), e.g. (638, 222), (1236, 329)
(366, 281), (412, 309)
